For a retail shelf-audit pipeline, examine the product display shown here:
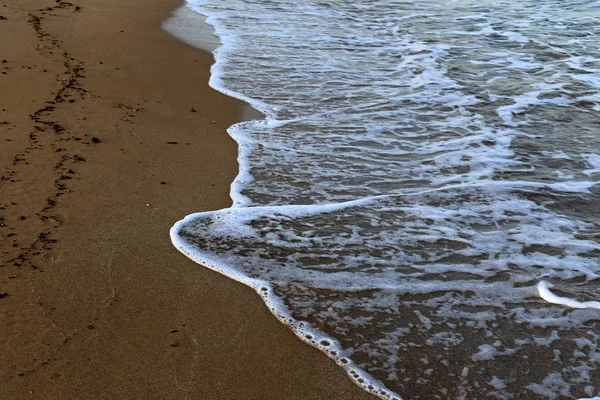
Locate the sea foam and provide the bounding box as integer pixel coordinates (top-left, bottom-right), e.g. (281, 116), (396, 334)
(171, 0), (600, 398)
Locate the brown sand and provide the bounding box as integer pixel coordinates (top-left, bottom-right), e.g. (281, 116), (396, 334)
(0, 1), (375, 399)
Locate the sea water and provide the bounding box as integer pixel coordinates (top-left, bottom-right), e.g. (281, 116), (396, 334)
(170, 0), (600, 398)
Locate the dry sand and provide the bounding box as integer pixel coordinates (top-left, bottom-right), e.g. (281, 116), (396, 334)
(0, 0), (375, 399)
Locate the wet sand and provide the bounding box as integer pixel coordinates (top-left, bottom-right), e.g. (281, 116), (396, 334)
(0, 0), (374, 399)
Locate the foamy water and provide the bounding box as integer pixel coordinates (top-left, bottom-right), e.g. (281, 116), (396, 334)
(170, 0), (600, 398)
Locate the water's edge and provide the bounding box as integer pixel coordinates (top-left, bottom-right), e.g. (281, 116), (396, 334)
(162, 4), (219, 52)
(162, 4), (399, 399)
(164, 2), (600, 399)
(170, 212), (401, 400)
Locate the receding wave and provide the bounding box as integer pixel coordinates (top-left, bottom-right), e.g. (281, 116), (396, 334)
(171, 0), (600, 398)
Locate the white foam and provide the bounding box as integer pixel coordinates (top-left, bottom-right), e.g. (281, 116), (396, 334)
(170, 215), (401, 400)
(172, 0), (600, 397)
(538, 282), (600, 310)
(489, 376), (507, 390)
(583, 154), (600, 176)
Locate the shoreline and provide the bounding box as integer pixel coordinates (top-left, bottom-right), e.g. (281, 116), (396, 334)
(163, 4), (220, 53)
(0, 0), (373, 399)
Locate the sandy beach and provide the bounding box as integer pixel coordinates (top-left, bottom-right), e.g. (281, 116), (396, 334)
(0, 1), (374, 399)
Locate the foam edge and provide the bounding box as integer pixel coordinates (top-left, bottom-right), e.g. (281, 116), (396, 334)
(170, 212), (402, 400)
(537, 281), (600, 310)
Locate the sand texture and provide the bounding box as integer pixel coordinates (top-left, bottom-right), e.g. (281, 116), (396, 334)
(0, 1), (374, 399)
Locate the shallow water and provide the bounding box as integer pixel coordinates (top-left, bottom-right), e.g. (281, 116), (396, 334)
(171, 0), (600, 398)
